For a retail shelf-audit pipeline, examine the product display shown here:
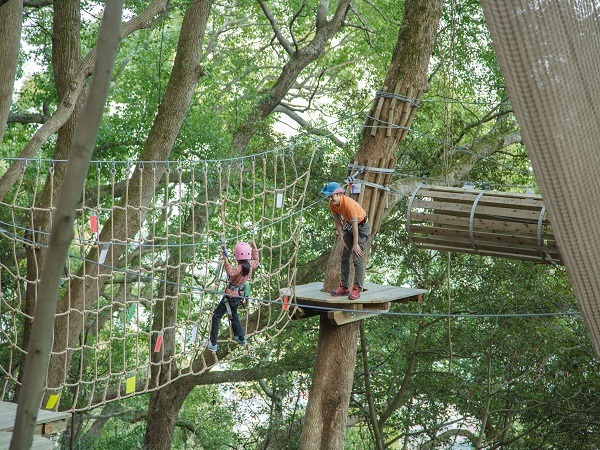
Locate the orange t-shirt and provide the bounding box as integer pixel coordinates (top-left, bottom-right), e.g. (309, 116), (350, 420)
(329, 195), (366, 223)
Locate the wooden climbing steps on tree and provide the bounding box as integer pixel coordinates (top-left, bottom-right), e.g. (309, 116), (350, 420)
(0, 400), (69, 449)
(406, 185), (563, 264)
(283, 282), (427, 325)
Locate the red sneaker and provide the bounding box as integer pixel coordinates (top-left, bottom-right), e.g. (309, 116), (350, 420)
(330, 284), (350, 296)
(348, 284), (361, 300)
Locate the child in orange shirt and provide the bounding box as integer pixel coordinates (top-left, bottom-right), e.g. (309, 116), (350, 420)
(321, 182), (370, 299)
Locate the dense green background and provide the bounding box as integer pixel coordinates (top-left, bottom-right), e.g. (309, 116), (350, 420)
(2, 0), (598, 448)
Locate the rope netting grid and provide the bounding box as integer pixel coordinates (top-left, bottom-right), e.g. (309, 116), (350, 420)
(0, 144), (315, 412)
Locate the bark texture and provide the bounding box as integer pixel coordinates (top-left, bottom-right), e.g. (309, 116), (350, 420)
(300, 316), (359, 449)
(0, 0), (22, 144)
(18, 0), (83, 401)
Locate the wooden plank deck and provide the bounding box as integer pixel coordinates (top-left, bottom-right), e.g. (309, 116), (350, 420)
(284, 282), (428, 325)
(0, 401), (69, 440)
(0, 431), (54, 450)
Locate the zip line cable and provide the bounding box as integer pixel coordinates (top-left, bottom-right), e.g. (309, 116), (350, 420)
(0, 222), (578, 320)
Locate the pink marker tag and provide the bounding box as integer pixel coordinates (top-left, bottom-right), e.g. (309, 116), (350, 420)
(90, 213), (98, 233)
(154, 332), (163, 352)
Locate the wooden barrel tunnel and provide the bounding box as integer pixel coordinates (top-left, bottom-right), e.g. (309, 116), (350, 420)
(406, 185), (563, 264)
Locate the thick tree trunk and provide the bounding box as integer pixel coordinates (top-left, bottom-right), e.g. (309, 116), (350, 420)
(45, 0), (211, 403)
(51, 0), (83, 161)
(299, 316), (359, 449)
(0, 0), (22, 144)
(302, 0), (443, 448)
(9, 1), (123, 448)
(18, 0), (83, 401)
(144, 382), (194, 450)
(146, 210), (197, 412)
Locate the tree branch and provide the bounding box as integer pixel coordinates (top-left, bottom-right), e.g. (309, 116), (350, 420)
(360, 322), (384, 449)
(205, 0), (251, 56)
(418, 428), (478, 450)
(92, 362), (312, 405)
(288, 0), (307, 49)
(7, 112), (49, 124)
(345, 4), (373, 47)
(258, 379), (275, 399)
(316, 0), (328, 28)
(274, 104), (345, 148)
(454, 101), (513, 146)
(257, 0), (294, 55)
(378, 322), (425, 425)
(232, 0), (351, 151)
(0, 0), (169, 202)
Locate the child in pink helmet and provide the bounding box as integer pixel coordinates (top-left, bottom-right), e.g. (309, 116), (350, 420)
(208, 241), (259, 351)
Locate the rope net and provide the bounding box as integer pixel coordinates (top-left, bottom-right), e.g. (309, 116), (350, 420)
(0, 144), (315, 412)
(480, 1), (600, 356)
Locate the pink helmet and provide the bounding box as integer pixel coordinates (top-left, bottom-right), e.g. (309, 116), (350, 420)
(234, 242), (252, 261)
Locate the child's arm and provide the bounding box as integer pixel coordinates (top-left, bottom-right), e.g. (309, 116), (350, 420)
(250, 242), (259, 265)
(333, 215), (348, 249)
(222, 249), (234, 274)
(351, 220), (362, 256)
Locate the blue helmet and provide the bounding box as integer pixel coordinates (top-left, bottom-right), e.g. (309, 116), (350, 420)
(321, 181), (345, 197)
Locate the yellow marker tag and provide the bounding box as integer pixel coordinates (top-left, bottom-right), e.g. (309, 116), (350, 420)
(126, 376), (136, 394)
(46, 394), (60, 409)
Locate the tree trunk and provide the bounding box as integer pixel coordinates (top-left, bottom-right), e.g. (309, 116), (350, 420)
(144, 382), (195, 450)
(146, 209), (197, 401)
(18, 0), (84, 402)
(301, 0), (443, 447)
(9, 1), (123, 448)
(45, 0), (211, 403)
(0, 0), (22, 144)
(299, 315), (359, 449)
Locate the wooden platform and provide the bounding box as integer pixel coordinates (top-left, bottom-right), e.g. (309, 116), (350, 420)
(0, 400), (69, 449)
(0, 431), (54, 450)
(406, 185), (563, 264)
(284, 282), (427, 325)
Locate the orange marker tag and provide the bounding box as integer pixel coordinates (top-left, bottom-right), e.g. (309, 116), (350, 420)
(282, 295), (290, 311)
